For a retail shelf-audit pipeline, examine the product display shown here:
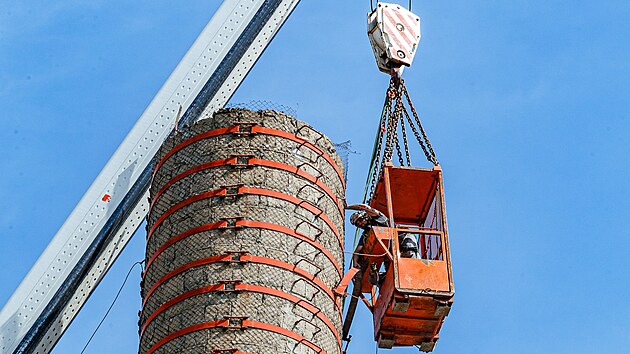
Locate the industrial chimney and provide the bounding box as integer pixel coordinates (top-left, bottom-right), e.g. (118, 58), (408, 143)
(139, 108), (345, 354)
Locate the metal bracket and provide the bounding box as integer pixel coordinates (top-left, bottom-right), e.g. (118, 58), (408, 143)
(223, 316), (249, 330)
(334, 267), (360, 297)
(296, 184), (326, 206)
(292, 318), (321, 342)
(290, 278), (320, 302)
(295, 258), (323, 277)
(434, 299), (451, 317)
(297, 161), (324, 183)
(230, 154), (255, 168)
(294, 199), (324, 219)
(296, 125), (326, 146)
(294, 140), (329, 175)
(220, 217), (245, 229)
(392, 296), (410, 313)
(223, 251), (250, 264)
(212, 349), (239, 354)
(232, 121), (260, 135)
(219, 280), (243, 292)
(220, 184), (244, 197)
(295, 219), (323, 241)
(295, 298), (322, 317)
(293, 337), (324, 354)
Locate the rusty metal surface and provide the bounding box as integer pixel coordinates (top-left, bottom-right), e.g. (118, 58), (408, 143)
(355, 165), (454, 351)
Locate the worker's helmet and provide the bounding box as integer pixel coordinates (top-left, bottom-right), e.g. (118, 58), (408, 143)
(400, 233), (419, 258)
(350, 211), (367, 226)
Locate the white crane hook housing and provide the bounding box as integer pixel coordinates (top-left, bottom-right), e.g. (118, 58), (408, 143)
(368, 2), (421, 76)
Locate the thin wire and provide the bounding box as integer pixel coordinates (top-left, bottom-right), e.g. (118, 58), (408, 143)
(80, 260), (144, 354)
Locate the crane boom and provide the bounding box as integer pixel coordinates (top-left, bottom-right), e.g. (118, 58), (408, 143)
(0, 1), (300, 352)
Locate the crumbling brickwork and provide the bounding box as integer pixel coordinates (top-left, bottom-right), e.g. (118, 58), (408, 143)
(139, 109), (345, 354)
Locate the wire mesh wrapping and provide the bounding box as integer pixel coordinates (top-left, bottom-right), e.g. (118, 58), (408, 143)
(227, 101), (355, 185)
(332, 140), (356, 185)
(139, 108), (345, 354)
(226, 100), (298, 118)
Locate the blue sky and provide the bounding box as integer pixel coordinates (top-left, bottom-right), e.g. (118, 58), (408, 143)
(2, 1), (630, 353)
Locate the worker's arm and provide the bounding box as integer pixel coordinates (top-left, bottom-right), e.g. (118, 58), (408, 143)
(347, 203), (383, 217)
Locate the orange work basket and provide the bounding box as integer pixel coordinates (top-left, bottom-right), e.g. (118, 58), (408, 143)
(359, 164), (454, 351)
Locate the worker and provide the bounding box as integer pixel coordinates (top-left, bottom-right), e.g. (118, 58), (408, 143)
(348, 203), (420, 268)
(399, 233), (419, 258)
(347, 203), (388, 269)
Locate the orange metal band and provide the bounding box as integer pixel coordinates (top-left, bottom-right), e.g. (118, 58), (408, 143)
(145, 319), (228, 354)
(143, 254), (232, 305)
(144, 217), (340, 280)
(150, 157), (237, 209)
(147, 188), (227, 241)
(236, 219), (342, 277)
(141, 283), (224, 334)
(152, 125), (240, 178)
(143, 253), (340, 311)
(250, 125), (345, 188)
(242, 284), (341, 348)
(140, 282), (342, 349)
(247, 158), (344, 214)
(334, 267), (360, 296)
(243, 254), (340, 307)
(144, 221), (227, 275)
(153, 124), (344, 188)
(151, 156), (342, 215)
(244, 320), (323, 353)
(145, 319), (322, 354)
(146, 185), (342, 249)
(239, 186), (342, 247)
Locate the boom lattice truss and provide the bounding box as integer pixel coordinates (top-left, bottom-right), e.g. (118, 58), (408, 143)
(0, 1), (301, 352)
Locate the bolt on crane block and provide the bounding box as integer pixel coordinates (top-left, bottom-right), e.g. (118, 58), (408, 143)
(368, 2), (421, 76)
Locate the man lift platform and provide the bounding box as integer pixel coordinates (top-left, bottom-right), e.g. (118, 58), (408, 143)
(358, 164), (454, 351)
(338, 2), (455, 352)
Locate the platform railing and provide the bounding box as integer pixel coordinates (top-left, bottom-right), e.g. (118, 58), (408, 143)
(392, 227), (444, 261)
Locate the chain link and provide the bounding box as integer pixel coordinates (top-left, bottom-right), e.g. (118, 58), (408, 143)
(383, 98), (400, 163)
(401, 105), (433, 164)
(391, 86), (406, 166)
(394, 89), (412, 166)
(367, 77), (438, 202)
(395, 135), (405, 166)
(401, 82), (438, 165)
(367, 77), (397, 202)
(399, 111), (411, 166)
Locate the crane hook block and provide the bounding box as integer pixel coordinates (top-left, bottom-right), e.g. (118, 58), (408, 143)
(368, 2), (421, 75)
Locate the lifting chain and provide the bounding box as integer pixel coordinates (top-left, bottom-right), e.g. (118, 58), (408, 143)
(366, 76), (439, 203)
(399, 108), (412, 166)
(383, 93), (401, 164)
(391, 88), (406, 166)
(367, 78), (397, 201)
(401, 83), (438, 165)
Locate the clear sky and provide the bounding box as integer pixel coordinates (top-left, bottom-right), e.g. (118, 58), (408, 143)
(1, 1), (630, 353)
